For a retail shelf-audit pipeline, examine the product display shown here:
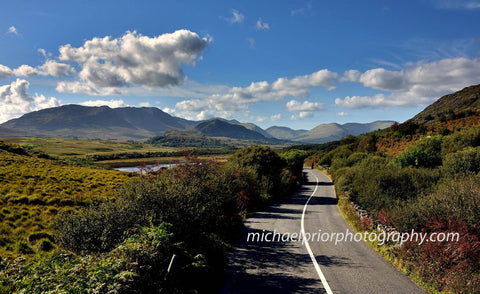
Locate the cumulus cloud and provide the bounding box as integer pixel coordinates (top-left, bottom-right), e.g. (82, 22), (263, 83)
(272, 69), (339, 96)
(79, 99), (127, 108)
(286, 99), (324, 112)
(286, 99), (323, 120)
(270, 113), (282, 121)
(359, 68), (405, 91)
(336, 111), (349, 117)
(256, 18), (270, 30)
(11, 61), (75, 77)
(336, 57), (480, 109)
(340, 69), (361, 82)
(38, 60), (76, 77)
(0, 79), (60, 123)
(291, 112), (314, 120)
(173, 70), (338, 119)
(56, 30), (210, 94)
(13, 65), (38, 76)
(7, 26), (18, 35)
(0, 64), (13, 79)
(224, 9), (245, 24)
(56, 81), (121, 96)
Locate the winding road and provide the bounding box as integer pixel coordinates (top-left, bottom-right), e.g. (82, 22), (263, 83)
(220, 168), (425, 294)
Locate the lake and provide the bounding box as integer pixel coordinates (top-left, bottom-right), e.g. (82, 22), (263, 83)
(114, 163), (177, 173)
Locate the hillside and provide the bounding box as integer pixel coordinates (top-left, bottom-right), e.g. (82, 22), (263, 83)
(194, 119), (270, 141)
(0, 105), (196, 141)
(266, 126), (308, 140)
(292, 121), (394, 143)
(0, 144), (132, 258)
(0, 126), (29, 137)
(411, 84), (480, 125)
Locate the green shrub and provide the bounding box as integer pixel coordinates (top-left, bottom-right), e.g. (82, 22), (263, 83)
(442, 127), (480, 154)
(395, 136), (443, 168)
(280, 149), (309, 179)
(392, 176), (480, 231)
(443, 147), (480, 175)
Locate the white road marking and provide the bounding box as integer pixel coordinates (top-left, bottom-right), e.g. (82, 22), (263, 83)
(301, 172), (334, 294)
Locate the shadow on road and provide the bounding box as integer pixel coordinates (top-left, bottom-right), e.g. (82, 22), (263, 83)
(315, 254), (357, 268)
(220, 228), (326, 294)
(303, 181), (333, 186)
(308, 196), (338, 205)
(219, 170), (337, 293)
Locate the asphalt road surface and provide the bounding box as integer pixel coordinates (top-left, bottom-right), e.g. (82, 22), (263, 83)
(220, 168), (426, 294)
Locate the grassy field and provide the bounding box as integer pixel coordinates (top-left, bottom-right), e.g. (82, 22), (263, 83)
(0, 137), (181, 159)
(0, 137), (237, 168)
(96, 154), (231, 167)
(0, 137), (237, 258)
(0, 151), (134, 258)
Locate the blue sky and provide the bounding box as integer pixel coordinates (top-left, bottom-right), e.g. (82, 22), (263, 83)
(0, 0), (479, 130)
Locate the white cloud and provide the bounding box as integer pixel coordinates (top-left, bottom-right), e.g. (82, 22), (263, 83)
(286, 99), (324, 112)
(38, 48), (52, 59)
(256, 18), (270, 30)
(79, 99), (127, 108)
(173, 70), (337, 119)
(359, 68), (405, 91)
(0, 79), (60, 123)
(12, 61), (75, 77)
(270, 113), (282, 121)
(13, 65), (38, 76)
(139, 102), (150, 107)
(291, 112), (313, 120)
(56, 81), (121, 96)
(38, 60), (76, 77)
(225, 9), (245, 24)
(272, 69), (339, 97)
(0, 64), (12, 79)
(336, 111), (349, 117)
(57, 30), (210, 93)
(162, 107), (176, 115)
(335, 94), (390, 109)
(340, 69), (361, 82)
(286, 100), (323, 120)
(7, 26), (18, 35)
(336, 57), (480, 109)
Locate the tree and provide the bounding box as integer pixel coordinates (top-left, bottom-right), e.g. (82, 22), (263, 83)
(396, 136), (443, 168)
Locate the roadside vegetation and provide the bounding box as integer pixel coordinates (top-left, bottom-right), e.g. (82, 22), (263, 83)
(305, 122), (480, 293)
(0, 142), (307, 293)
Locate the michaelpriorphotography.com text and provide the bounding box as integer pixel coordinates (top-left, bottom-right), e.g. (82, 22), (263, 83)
(247, 229), (460, 246)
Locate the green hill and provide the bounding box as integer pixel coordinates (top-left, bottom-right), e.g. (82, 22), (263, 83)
(292, 121), (394, 143)
(266, 126), (307, 140)
(0, 105), (196, 141)
(411, 84), (480, 125)
(194, 119), (270, 141)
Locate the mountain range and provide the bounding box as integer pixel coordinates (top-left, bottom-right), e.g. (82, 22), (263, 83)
(0, 104), (394, 144)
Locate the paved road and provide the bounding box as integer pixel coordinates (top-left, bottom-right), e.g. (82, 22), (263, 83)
(220, 168), (425, 294)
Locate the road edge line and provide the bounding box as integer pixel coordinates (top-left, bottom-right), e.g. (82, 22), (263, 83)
(301, 170), (334, 294)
